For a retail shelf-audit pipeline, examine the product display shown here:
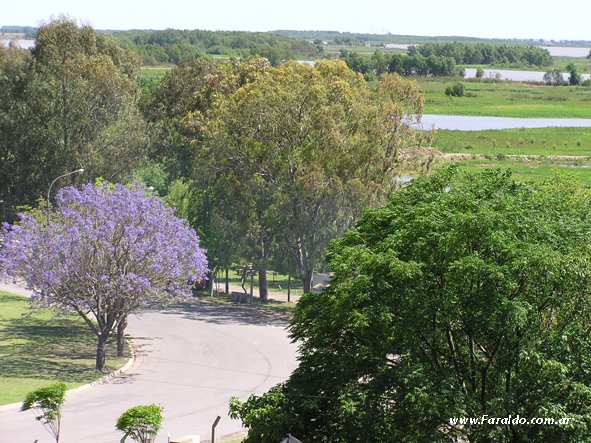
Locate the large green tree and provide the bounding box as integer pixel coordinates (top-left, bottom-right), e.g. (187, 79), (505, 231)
(141, 57), (271, 285)
(0, 18), (148, 219)
(206, 60), (427, 295)
(231, 168), (591, 442)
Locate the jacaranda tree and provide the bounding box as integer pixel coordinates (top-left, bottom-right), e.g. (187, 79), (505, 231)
(0, 182), (208, 371)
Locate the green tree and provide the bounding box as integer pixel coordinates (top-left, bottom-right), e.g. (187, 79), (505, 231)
(206, 61), (426, 295)
(142, 57), (272, 289)
(0, 17), (148, 221)
(231, 168), (591, 442)
(566, 63), (581, 86)
(543, 67), (566, 86)
(116, 404), (163, 443)
(22, 383), (67, 442)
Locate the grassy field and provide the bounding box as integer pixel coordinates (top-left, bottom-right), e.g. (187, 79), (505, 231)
(430, 157), (591, 184)
(417, 78), (591, 118)
(0, 292), (129, 405)
(215, 268), (305, 297)
(433, 127), (591, 156)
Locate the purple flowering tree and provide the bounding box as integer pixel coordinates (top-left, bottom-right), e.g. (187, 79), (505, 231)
(0, 183), (208, 371)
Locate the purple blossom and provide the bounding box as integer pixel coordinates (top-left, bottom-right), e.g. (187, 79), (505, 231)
(0, 182), (208, 369)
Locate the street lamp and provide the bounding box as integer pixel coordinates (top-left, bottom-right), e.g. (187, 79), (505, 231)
(47, 168), (84, 224)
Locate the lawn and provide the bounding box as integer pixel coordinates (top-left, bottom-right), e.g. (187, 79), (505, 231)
(215, 268), (305, 297)
(0, 292), (129, 405)
(433, 127), (591, 156)
(417, 78), (591, 118)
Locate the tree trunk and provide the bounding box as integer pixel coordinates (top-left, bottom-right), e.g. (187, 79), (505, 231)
(117, 316), (127, 357)
(96, 334), (108, 371)
(225, 268), (229, 294)
(303, 267), (313, 294)
(258, 264), (268, 301)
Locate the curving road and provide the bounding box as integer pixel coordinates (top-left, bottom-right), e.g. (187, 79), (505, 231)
(0, 295), (298, 442)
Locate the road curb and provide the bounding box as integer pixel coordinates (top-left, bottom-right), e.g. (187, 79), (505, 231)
(0, 339), (136, 414)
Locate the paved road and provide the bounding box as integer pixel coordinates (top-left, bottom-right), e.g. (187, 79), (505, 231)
(0, 292), (298, 442)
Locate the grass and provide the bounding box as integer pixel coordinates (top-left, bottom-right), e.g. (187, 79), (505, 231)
(218, 268), (305, 297)
(433, 127), (591, 156)
(417, 77), (591, 118)
(431, 157), (591, 184)
(0, 292), (129, 405)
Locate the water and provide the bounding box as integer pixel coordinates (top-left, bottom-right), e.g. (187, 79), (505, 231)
(0, 39), (35, 49)
(540, 46), (591, 57)
(412, 114), (591, 131)
(464, 68), (590, 83)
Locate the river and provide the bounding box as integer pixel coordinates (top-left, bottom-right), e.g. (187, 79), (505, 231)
(463, 68), (591, 82)
(411, 114), (591, 131)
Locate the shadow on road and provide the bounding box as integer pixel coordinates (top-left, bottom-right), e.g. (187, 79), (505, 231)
(147, 298), (291, 328)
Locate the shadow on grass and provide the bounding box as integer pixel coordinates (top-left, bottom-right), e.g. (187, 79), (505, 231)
(0, 317), (123, 382)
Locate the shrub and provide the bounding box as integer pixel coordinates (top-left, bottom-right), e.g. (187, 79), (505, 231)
(116, 404), (163, 443)
(445, 82), (465, 97)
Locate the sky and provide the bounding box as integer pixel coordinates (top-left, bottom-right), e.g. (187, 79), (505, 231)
(2, 0), (590, 42)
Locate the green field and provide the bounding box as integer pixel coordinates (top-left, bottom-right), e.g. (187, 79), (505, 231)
(418, 78), (591, 118)
(433, 127), (591, 156)
(0, 292), (129, 405)
(430, 157), (591, 184)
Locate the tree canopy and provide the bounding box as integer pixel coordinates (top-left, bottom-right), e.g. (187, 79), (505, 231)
(203, 60), (428, 295)
(230, 168), (591, 442)
(0, 18), (148, 221)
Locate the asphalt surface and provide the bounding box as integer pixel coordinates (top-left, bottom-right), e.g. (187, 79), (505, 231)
(0, 290), (298, 442)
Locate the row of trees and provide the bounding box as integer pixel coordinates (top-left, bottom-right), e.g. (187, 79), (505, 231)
(341, 50), (461, 78)
(340, 42), (555, 79)
(410, 42), (553, 67)
(544, 63), (588, 86)
(113, 29), (322, 65)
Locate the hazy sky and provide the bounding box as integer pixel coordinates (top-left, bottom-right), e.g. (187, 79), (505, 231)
(2, 0), (590, 41)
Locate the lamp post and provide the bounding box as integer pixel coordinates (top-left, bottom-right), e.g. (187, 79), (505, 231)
(47, 168), (84, 225)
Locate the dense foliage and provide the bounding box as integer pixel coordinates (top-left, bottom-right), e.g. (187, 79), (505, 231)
(0, 182), (208, 370)
(113, 29), (322, 65)
(341, 42), (552, 79)
(341, 50), (460, 78)
(410, 42), (552, 67)
(202, 61), (428, 295)
(0, 18), (148, 221)
(230, 168), (591, 442)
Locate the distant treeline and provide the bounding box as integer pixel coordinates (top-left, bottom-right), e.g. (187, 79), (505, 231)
(112, 29), (322, 65)
(272, 30), (558, 46)
(341, 50), (460, 78)
(409, 42), (552, 67)
(341, 43), (553, 79)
